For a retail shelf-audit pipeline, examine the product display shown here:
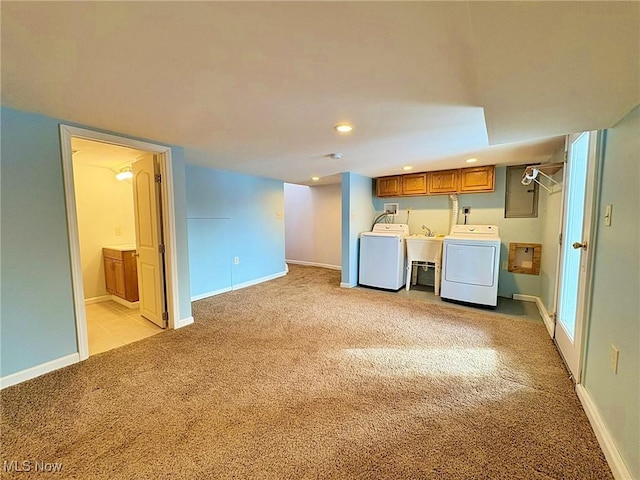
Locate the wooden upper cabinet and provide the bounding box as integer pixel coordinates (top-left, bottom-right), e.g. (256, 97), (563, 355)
(428, 169), (459, 195)
(401, 173), (427, 196)
(376, 165), (495, 197)
(376, 175), (402, 197)
(459, 165), (495, 193)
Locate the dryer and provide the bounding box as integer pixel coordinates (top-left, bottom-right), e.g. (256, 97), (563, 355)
(441, 225), (501, 307)
(359, 223), (409, 290)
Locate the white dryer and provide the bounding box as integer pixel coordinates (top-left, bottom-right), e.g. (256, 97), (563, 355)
(441, 225), (501, 307)
(359, 223), (409, 290)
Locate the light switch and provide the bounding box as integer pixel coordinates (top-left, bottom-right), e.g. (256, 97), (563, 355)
(604, 204), (613, 226)
(610, 345), (619, 374)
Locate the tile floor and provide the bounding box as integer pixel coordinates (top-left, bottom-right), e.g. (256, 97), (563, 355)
(85, 301), (164, 356)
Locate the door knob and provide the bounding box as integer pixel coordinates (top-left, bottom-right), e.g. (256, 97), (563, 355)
(572, 241), (587, 250)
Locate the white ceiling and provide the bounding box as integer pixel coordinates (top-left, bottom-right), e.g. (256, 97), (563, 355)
(2, 2), (638, 186)
(72, 137), (150, 171)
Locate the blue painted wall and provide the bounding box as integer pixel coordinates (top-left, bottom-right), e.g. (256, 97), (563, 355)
(582, 106), (640, 478)
(0, 106), (192, 378)
(341, 172), (376, 287)
(185, 164), (286, 297)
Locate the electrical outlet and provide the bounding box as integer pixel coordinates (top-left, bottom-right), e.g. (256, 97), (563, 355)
(234, 257), (239, 265)
(502, 261), (508, 270)
(462, 206), (471, 215)
(115, 226), (123, 236)
(276, 211), (283, 219)
(610, 345), (619, 374)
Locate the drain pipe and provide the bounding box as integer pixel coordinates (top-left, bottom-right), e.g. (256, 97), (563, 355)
(449, 194), (459, 234)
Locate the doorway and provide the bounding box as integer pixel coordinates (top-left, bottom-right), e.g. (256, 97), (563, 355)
(555, 130), (600, 381)
(60, 125), (181, 361)
(71, 138), (164, 355)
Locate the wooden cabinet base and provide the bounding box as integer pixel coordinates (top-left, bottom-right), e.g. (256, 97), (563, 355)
(103, 248), (139, 302)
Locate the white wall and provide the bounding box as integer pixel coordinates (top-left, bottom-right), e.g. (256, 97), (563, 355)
(73, 163), (136, 299)
(284, 183), (342, 269)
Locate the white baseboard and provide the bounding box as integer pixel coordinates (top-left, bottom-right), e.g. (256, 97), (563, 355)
(232, 270), (287, 291)
(84, 295), (111, 305)
(0, 353), (80, 390)
(340, 282), (356, 288)
(175, 316), (194, 329)
(513, 294), (555, 338)
(190, 271), (288, 302)
(286, 259), (341, 271)
(512, 293), (537, 302)
(576, 384), (634, 480)
(110, 295), (139, 309)
(191, 287), (232, 302)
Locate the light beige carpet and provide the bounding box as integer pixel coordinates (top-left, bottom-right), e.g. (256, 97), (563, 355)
(1, 265), (611, 479)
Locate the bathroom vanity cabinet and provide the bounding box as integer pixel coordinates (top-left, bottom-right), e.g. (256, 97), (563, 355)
(103, 247), (139, 302)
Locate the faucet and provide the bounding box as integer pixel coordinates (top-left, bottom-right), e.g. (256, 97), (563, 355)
(421, 225), (433, 237)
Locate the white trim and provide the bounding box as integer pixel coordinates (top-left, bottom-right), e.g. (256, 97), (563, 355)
(576, 385), (633, 480)
(340, 282), (356, 288)
(85, 295), (139, 308)
(286, 259), (341, 271)
(0, 354), (79, 390)
(190, 271), (288, 302)
(534, 297), (556, 338)
(513, 294), (555, 338)
(60, 126), (89, 361)
(109, 296), (140, 309)
(512, 293), (537, 302)
(175, 316), (194, 329)
(84, 295), (112, 305)
(232, 270), (287, 291)
(59, 124), (181, 363)
(191, 287), (232, 302)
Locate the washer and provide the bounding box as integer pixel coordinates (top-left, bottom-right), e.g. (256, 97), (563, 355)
(359, 223), (409, 290)
(441, 225), (501, 307)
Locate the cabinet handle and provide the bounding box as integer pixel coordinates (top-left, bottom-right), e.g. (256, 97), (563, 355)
(132, 252), (139, 257)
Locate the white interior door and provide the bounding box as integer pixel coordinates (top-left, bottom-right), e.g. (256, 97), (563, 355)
(555, 131), (598, 380)
(132, 154), (167, 328)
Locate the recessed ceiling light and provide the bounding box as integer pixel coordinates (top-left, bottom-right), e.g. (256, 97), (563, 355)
(311, 176), (320, 181)
(403, 166), (413, 171)
(334, 124), (353, 133)
(466, 158), (478, 163)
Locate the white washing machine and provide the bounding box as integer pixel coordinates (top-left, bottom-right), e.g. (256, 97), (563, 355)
(441, 225), (501, 307)
(359, 223), (409, 290)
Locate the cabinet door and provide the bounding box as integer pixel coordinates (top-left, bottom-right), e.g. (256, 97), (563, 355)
(104, 258), (116, 294)
(460, 166), (495, 192)
(401, 173), (427, 196)
(376, 176), (402, 197)
(123, 251), (140, 302)
(113, 260), (126, 297)
(428, 170), (459, 194)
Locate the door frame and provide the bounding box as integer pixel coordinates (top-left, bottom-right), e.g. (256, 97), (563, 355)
(59, 124), (180, 361)
(554, 130), (601, 382)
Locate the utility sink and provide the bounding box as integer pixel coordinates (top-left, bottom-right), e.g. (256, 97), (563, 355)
(405, 235), (444, 295)
(406, 235), (443, 263)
